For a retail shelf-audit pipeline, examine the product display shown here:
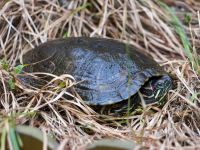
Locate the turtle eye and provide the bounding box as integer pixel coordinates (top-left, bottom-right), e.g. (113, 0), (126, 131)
(156, 82), (163, 88)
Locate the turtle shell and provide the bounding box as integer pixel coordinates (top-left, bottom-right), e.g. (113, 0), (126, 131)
(22, 37), (167, 105)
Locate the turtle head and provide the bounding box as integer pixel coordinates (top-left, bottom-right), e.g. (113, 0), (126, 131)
(140, 75), (172, 104)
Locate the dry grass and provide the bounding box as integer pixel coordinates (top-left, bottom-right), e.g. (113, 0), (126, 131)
(0, 0), (200, 149)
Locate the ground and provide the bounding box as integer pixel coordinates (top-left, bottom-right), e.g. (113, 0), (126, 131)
(0, 0), (200, 149)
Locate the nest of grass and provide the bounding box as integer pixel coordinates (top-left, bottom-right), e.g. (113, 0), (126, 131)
(0, 0), (200, 149)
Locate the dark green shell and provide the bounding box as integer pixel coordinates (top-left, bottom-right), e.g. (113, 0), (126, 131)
(22, 37), (167, 105)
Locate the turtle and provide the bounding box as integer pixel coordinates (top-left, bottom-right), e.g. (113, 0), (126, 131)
(19, 37), (172, 115)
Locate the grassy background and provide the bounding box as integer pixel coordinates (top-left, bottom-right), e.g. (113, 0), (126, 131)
(0, 0), (200, 149)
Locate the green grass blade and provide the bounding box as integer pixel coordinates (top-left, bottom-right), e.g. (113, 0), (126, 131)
(0, 128), (7, 150)
(157, 1), (199, 71)
(9, 127), (20, 150)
